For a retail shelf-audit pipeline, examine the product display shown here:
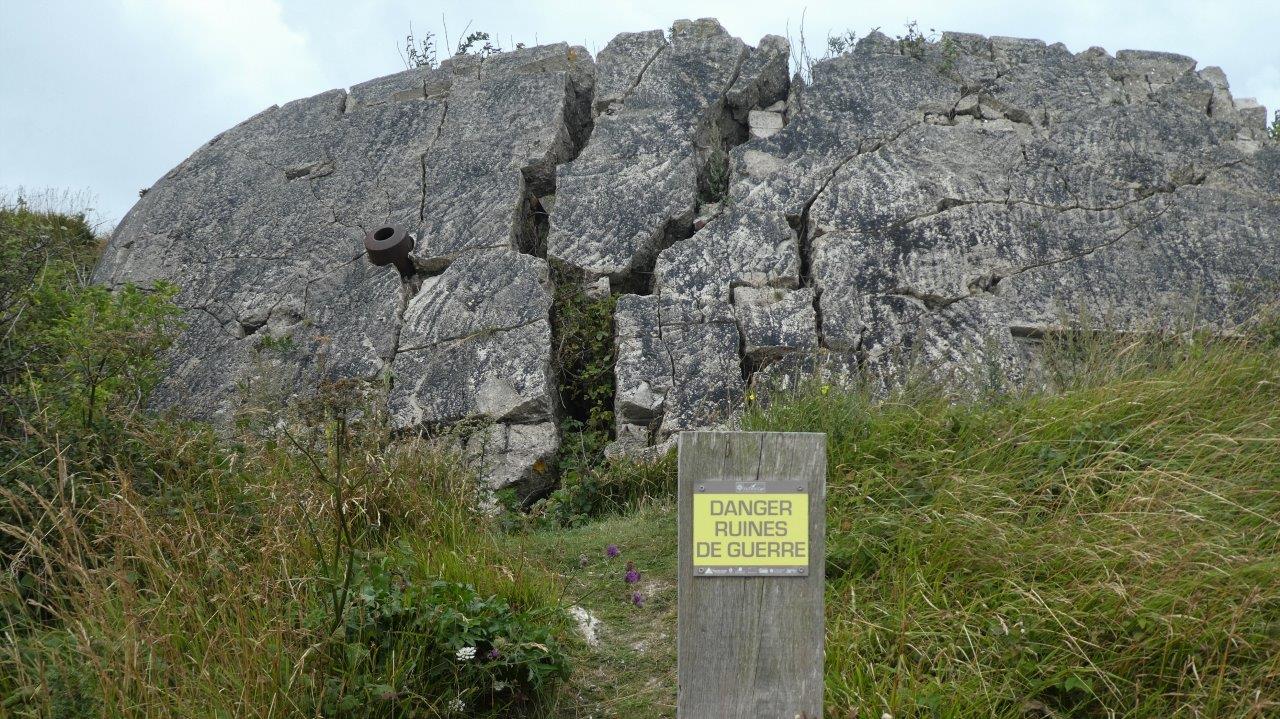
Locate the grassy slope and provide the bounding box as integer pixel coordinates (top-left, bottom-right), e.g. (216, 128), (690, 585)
(517, 336), (1280, 718)
(3, 204), (1277, 717)
(514, 505), (679, 717)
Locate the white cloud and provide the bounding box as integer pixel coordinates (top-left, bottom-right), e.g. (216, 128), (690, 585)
(118, 0), (328, 107)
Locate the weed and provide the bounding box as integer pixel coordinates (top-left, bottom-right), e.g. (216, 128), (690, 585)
(698, 143), (731, 204)
(825, 30), (858, 57)
(787, 10), (860, 82)
(896, 21), (936, 60)
(400, 23), (437, 70)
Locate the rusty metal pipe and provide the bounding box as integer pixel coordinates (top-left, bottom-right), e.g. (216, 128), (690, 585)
(364, 224), (416, 276)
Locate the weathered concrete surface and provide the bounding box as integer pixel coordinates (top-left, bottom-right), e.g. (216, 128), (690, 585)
(97, 21), (1277, 483)
(95, 43), (595, 494)
(389, 249), (555, 428)
(546, 19), (788, 287)
(615, 28), (1278, 444)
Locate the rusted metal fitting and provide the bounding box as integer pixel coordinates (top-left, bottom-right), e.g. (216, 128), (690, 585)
(364, 224), (416, 276)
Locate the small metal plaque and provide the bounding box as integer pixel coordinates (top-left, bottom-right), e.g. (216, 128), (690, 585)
(692, 479), (809, 577)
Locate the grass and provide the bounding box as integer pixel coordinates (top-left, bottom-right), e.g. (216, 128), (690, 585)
(503, 330), (1280, 718)
(3, 200), (1278, 717)
(748, 333), (1280, 718)
(4, 336), (1278, 718)
(509, 505), (679, 717)
(1, 417), (571, 717)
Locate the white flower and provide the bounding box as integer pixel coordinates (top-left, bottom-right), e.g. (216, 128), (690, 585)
(881, 713), (893, 719)
(455, 646), (477, 661)
(448, 696), (465, 712)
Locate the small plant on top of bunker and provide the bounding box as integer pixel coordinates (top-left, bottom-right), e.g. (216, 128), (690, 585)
(455, 30), (503, 58)
(400, 25), (437, 69)
(896, 21), (936, 60)
(825, 29), (858, 56)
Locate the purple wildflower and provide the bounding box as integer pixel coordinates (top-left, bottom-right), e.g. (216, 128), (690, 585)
(631, 591), (645, 607)
(605, 544), (621, 559)
(624, 561), (641, 584)
(486, 648), (501, 661)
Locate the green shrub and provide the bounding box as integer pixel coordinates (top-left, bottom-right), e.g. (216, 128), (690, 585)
(1, 200), (184, 625)
(522, 450), (675, 529)
(319, 548), (569, 717)
(1, 199), (183, 444)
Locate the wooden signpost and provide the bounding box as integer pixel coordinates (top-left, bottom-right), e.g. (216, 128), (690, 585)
(677, 431), (826, 719)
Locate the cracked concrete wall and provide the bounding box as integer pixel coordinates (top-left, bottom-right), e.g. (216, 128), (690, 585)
(95, 42), (596, 495)
(96, 20), (1278, 492)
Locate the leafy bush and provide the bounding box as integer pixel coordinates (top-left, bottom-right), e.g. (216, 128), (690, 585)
(1, 199), (182, 440)
(319, 548), (569, 717)
(523, 450), (675, 529)
(1, 200), (183, 621)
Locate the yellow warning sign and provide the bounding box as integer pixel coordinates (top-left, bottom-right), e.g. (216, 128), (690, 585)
(692, 493), (808, 572)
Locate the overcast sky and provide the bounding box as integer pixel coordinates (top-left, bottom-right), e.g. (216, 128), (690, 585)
(2, 0), (1277, 228)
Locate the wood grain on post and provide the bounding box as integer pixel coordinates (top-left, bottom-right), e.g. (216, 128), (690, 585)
(677, 431), (826, 719)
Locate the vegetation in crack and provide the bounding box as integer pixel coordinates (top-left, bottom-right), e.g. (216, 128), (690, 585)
(549, 265), (617, 438)
(508, 264), (615, 526)
(502, 265), (676, 529)
(697, 64), (754, 207)
(517, 179), (552, 258)
(697, 141), (731, 205)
